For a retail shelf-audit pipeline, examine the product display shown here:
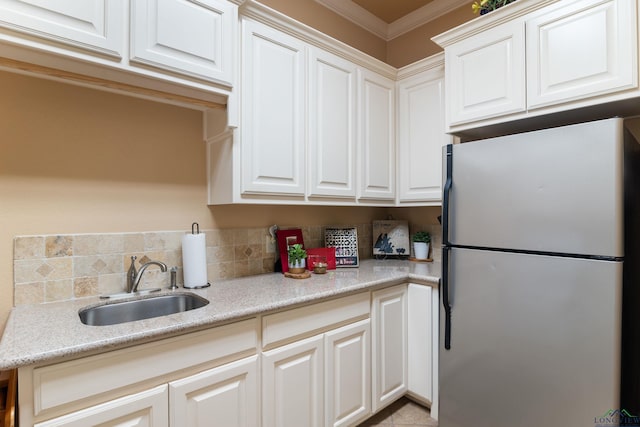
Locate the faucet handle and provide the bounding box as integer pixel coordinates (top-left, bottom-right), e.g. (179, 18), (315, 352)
(126, 256), (138, 293)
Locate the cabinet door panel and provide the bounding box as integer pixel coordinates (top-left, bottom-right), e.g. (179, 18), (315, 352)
(325, 319), (371, 427)
(35, 385), (168, 427)
(372, 285), (408, 412)
(398, 70), (448, 202)
(263, 335), (324, 427)
(527, 0), (637, 109)
(359, 69), (395, 201)
(309, 49), (357, 199)
(241, 19), (306, 196)
(445, 20), (526, 125)
(131, 0), (235, 84)
(0, 0), (124, 57)
(407, 284), (432, 403)
(170, 356), (258, 427)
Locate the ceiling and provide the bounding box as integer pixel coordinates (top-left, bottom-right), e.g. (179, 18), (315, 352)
(352, 0), (436, 24)
(314, 0), (470, 40)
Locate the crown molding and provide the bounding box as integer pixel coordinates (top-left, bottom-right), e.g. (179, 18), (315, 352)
(315, 0), (471, 41)
(314, 0), (388, 39)
(388, 0), (470, 39)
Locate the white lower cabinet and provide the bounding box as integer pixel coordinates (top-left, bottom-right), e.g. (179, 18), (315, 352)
(169, 355), (259, 427)
(19, 319), (259, 426)
(262, 334), (325, 427)
(325, 319), (371, 427)
(261, 292), (372, 427)
(35, 385), (169, 427)
(22, 285), (437, 427)
(262, 320), (372, 427)
(35, 354), (259, 427)
(371, 284), (408, 412)
(407, 283), (439, 420)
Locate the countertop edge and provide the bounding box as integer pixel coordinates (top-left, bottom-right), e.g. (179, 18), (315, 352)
(0, 260), (440, 369)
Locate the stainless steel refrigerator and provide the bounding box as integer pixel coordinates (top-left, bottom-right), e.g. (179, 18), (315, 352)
(440, 117), (640, 427)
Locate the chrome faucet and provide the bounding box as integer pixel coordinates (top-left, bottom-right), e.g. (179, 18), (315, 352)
(126, 256), (168, 293)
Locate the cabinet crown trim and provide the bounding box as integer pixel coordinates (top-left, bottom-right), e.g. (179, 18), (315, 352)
(432, 0), (558, 47)
(396, 52), (443, 80)
(240, 0), (397, 79)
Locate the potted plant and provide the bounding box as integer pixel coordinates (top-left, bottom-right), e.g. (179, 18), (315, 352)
(472, 0), (518, 15)
(287, 243), (307, 273)
(412, 231), (431, 260)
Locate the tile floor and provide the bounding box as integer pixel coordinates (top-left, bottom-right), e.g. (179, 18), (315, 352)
(357, 397), (438, 426)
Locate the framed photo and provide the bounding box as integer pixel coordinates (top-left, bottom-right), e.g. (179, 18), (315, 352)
(373, 220), (410, 258)
(276, 228), (304, 273)
(324, 227), (359, 268)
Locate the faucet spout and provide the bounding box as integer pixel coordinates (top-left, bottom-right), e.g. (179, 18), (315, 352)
(131, 260), (168, 293)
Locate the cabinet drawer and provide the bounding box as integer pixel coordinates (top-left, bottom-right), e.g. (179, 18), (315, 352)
(26, 318), (258, 417)
(262, 292), (370, 349)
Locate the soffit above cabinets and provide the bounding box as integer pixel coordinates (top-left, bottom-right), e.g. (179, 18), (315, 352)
(314, 0), (470, 40)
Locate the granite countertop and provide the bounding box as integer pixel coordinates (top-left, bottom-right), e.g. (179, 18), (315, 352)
(0, 259), (440, 370)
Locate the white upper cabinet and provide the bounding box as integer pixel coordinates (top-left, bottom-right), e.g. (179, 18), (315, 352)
(526, 0), (637, 109)
(0, 0), (236, 110)
(434, 0), (639, 133)
(131, 0), (236, 85)
(445, 20), (526, 126)
(0, 0), (124, 57)
(358, 69), (396, 201)
(240, 18), (306, 197)
(205, 2), (443, 206)
(309, 48), (357, 199)
(397, 56), (449, 204)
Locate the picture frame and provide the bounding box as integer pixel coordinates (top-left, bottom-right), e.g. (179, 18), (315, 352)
(324, 227), (359, 267)
(276, 228), (304, 273)
(372, 220), (410, 258)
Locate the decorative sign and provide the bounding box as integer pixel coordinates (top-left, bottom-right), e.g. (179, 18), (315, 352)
(324, 227), (359, 268)
(372, 220), (410, 258)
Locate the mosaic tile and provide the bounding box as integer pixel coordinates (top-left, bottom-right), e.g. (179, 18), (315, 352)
(14, 282), (44, 305)
(45, 279), (73, 302)
(13, 222), (416, 306)
(233, 229), (249, 245)
(45, 236), (73, 258)
(74, 277), (99, 298)
(14, 236), (44, 260)
(124, 233), (145, 253)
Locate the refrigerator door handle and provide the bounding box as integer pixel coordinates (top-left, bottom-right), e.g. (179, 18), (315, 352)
(442, 144), (453, 246)
(442, 144), (453, 350)
(442, 246), (452, 350)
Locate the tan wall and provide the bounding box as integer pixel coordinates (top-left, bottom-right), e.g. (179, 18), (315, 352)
(258, 0), (476, 68)
(0, 1), (464, 332)
(387, 3), (476, 68)
(0, 71), (444, 332)
(258, 0), (387, 62)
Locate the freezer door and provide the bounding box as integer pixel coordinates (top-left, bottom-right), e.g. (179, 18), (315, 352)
(439, 248), (621, 427)
(448, 118), (624, 257)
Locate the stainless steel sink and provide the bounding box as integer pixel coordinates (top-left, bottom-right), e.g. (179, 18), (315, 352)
(79, 293), (209, 326)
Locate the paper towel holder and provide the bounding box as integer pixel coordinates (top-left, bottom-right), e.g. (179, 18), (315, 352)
(184, 222), (211, 289)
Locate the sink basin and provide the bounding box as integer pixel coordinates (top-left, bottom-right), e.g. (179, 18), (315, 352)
(79, 293), (209, 326)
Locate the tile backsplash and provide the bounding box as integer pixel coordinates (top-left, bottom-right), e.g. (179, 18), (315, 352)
(13, 222), (440, 306)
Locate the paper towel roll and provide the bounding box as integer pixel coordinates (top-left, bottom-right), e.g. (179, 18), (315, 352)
(182, 233), (208, 288)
